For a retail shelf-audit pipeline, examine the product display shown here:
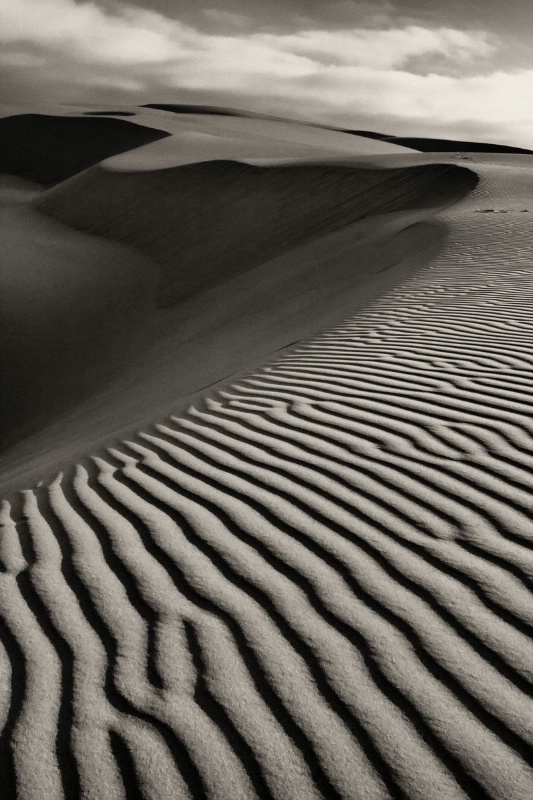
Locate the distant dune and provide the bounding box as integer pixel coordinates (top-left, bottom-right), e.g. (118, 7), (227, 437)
(102, 111), (414, 172)
(142, 103), (247, 117)
(83, 111), (137, 117)
(38, 161), (477, 306)
(341, 130), (391, 141)
(346, 131), (533, 155)
(384, 136), (533, 154)
(0, 113), (170, 184)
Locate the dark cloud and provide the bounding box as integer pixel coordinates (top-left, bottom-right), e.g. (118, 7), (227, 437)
(101, 0), (395, 33)
(98, 0), (532, 36)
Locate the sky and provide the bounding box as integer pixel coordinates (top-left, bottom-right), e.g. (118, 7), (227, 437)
(1, 0), (533, 147)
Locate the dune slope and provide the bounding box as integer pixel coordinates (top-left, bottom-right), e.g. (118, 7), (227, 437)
(0, 114), (170, 185)
(2, 157), (533, 799)
(0, 202), (156, 449)
(38, 161), (477, 306)
(2, 149), (473, 475)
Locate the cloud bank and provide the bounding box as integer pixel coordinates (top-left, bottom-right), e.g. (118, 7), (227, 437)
(1, 0), (532, 148)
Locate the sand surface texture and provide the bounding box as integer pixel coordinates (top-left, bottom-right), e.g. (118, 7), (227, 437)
(1, 114), (533, 799)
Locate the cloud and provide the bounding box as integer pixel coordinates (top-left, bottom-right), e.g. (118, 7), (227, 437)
(1, 0), (532, 148)
(0, 0), (179, 63)
(258, 26), (496, 70)
(0, 0), (495, 70)
(0, 50), (46, 67)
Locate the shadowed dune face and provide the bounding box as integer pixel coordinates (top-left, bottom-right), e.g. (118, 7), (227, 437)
(0, 203), (156, 450)
(38, 161), (478, 307)
(377, 136), (533, 155)
(341, 130), (391, 141)
(0, 114), (170, 185)
(83, 111), (137, 117)
(142, 103), (245, 117)
(0, 174), (41, 207)
(341, 129), (533, 154)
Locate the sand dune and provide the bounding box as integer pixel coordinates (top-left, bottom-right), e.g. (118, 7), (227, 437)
(0, 105), (445, 473)
(0, 198), (156, 448)
(38, 161), (477, 305)
(0, 102), (414, 172)
(2, 105), (533, 799)
(142, 103), (249, 117)
(0, 113), (170, 185)
(100, 110), (414, 171)
(0, 205), (444, 494)
(84, 111), (137, 117)
(376, 136), (533, 155)
(0, 155), (474, 476)
(342, 130), (533, 155)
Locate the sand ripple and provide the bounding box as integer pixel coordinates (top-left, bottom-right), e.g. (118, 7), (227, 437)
(2, 198), (533, 798)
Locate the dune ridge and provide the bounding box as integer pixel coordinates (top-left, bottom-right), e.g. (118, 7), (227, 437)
(98, 112), (415, 171)
(37, 161), (477, 306)
(2, 160), (533, 798)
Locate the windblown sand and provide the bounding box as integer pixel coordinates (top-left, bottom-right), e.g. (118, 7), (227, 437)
(1, 106), (533, 800)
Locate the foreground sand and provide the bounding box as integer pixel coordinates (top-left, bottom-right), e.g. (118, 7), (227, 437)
(2, 109), (533, 797)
